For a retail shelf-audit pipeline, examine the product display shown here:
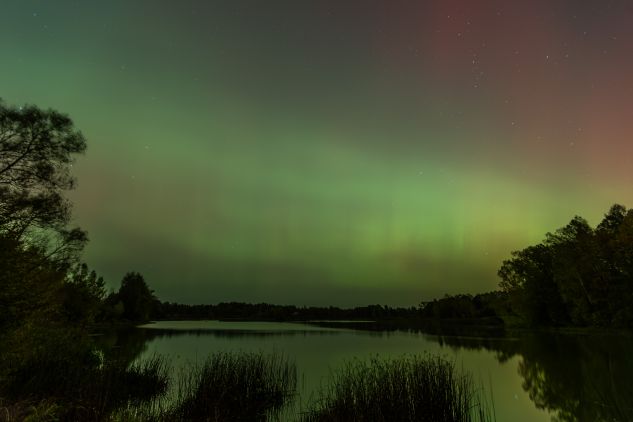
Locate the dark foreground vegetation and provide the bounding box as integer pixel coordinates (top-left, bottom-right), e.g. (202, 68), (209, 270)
(0, 354), (169, 421)
(112, 351), (297, 422)
(0, 348), (491, 421)
(0, 100), (170, 420)
(111, 353), (491, 422)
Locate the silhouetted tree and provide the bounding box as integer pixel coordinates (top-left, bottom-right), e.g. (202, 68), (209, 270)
(62, 263), (106, 324)
(608, 209), (633, 325)
(0, 100), (87, 264)
(0, 101), (90, 339)
(499, 243), (568, 326)
(499, 204), (633, 327)
(596, 204), (627, 235)
(545, 216), (596, 325)
(116, 272), (156, 322)
(0, 234), (67, 334)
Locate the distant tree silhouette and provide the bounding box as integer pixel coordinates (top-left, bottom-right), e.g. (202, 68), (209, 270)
(419, 292), (510, 321)
(117, 272), (156, 322)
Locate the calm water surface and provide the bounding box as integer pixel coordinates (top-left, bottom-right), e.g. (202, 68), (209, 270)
(106, 321), (633, 421)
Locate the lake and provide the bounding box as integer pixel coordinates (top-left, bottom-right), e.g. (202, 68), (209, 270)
(102, 321), (633, 421)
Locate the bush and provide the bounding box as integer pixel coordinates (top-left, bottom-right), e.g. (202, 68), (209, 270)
(0, 343), (169, 421)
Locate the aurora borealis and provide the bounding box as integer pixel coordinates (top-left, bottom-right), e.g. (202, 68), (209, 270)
(2, 1), (633, 305)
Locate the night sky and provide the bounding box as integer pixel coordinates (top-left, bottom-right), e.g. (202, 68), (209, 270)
(2, 1), (633, 306)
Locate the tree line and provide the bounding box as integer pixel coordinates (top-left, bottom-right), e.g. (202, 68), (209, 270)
(419, 204), (633, 329)
(155, 301), (419, 321)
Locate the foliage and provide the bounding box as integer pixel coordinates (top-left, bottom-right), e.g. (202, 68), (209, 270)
(62, 263), (107, 324)
(0, 398), (61, 422)
(0, 348), (169, 421)
(419, 291), (511, 323)
(498, 204), (633, 327)
(114, 272), (157, 322)
(0, 100), (87, 263)
(0, 234), (66, 335)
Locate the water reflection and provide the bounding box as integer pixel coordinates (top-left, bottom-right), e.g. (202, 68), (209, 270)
(99, 322), (633, 422)
(137, 320), (349, 339)
(433, 331), (633, 422)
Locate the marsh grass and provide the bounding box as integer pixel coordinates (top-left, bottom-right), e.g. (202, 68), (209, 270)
(111, 351), (297, 421)
(301, 354), (493, 422)
(166, 351), (297, 421)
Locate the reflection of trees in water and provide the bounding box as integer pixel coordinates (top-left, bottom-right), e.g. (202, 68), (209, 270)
(432, 331), (633, 422)
(140, 327), (346, 338)
(520, 334), (633, 422)
(92, 327), (158, 366)
(95, 327), (347, 366)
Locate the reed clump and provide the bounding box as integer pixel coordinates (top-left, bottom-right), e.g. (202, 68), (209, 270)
(164, 351), (297, 421)
(301, 354), (492, 422)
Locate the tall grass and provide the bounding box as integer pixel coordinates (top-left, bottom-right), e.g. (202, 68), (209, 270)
(114, 351), (297, 421)
(0, 398), (60, 422)
(166, 351), (297, 421)
(301, 354), (493, 422)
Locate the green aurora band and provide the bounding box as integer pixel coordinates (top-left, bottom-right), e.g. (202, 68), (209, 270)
(2, 0), (632, 305)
